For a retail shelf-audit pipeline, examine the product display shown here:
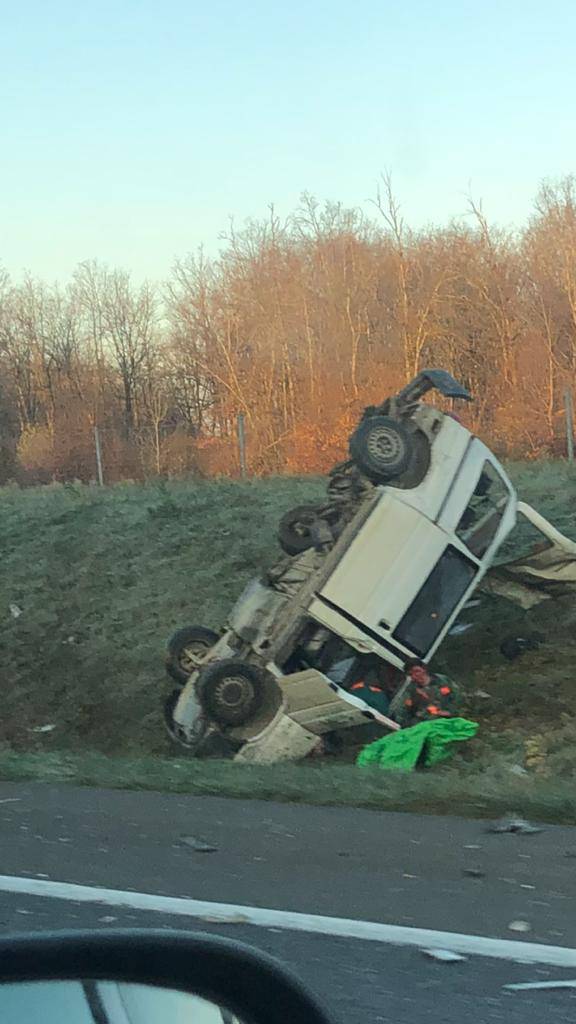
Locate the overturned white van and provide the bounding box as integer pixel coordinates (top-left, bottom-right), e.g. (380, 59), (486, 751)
(163, 371), (520, 763)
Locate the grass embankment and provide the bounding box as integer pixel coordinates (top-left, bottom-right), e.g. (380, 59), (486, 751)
(2, 464), (576, 820)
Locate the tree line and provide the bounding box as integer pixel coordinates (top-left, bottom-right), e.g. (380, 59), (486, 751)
(2, 176), (576, 485)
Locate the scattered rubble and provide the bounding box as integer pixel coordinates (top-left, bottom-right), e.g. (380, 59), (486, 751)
(180, 836), (218, 853)
(504, 980), (576, 992)
(488, 816), (543, 835)
(422, 949), (467, 963)
(500, 633), (545, 661)
(198, 914), (250, 925)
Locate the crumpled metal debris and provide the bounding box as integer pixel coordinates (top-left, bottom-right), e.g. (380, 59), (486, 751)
(504, 980), (576, 991)
(488, 816), (543, 835)
(448, 622), (474, 637)
(422, 949), (466, 962)
(180, 836), (218, 853)
(500, 633), (545, 661)
(198, 914), (249, 924)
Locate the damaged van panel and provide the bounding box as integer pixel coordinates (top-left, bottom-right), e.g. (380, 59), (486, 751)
(483, 501), (576, 608)
(163, 369), (523, 764)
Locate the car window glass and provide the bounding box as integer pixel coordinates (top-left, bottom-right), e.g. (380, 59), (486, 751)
(393, 546), (476, 656)
(456, 462), (509, 558)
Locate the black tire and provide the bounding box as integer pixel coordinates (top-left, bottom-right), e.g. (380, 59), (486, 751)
(389, 429), (431, 490)
(166, 626), (219, 686)
(278, 504), (322, 556)
(349, 415), (413, 482)
(197, 659), (266, 727)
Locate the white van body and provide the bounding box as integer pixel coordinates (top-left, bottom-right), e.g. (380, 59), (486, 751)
(171, 412), (518, 763)
(308, 424), (517, 669)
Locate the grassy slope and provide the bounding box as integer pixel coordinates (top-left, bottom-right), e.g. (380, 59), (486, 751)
(2, 464), (576, 817)
(0, 477), (324, 753)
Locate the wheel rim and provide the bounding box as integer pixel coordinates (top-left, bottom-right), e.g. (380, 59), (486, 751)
(292, 512), (316, 538)
(179, 640), (211, 673)
(366, 426), (403, 466)
(213, 675), (255, 712)
(293, 520), (312, 538)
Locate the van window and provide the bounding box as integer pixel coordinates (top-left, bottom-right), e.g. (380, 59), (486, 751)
(393, 546), (476, 656)
(456, 462), (509, 558)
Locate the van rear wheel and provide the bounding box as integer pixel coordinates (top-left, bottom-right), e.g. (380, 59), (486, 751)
(349, 415), (412, 482)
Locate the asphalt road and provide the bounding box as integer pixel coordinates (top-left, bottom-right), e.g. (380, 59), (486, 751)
(1, 782), (576, 1023)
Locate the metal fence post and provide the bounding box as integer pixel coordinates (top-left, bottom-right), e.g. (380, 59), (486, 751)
(565, 388), (574, 462)
(94, 426), (104, 485)
(237, 413), (247, 478)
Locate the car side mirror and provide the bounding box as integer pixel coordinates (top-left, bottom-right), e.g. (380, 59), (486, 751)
(0, 930), (332, 1024)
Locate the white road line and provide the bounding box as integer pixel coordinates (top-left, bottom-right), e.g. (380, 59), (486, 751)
(0, 873), (575, 968)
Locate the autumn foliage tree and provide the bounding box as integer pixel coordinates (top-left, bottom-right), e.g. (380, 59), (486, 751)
(2, 177), (576, 485)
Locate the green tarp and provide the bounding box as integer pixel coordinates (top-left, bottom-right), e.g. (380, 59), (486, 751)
(357, 718), (479, 772)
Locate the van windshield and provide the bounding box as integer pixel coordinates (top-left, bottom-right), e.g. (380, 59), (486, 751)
(456, 462), (510, 559)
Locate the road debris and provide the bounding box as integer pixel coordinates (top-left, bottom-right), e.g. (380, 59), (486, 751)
(488, 816), (543, 834)
(448, 622), (474, 636)
(508, 920), (532, 933)
(504, 980), (576, 992)
(198, 914), (249, 925)
(422, 949), (467, 963)
(500, 633), (545, 661)
(180, 836), (218, 853)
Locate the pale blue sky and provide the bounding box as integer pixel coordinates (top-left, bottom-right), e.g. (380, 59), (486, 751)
(2, 0), (575, 281)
